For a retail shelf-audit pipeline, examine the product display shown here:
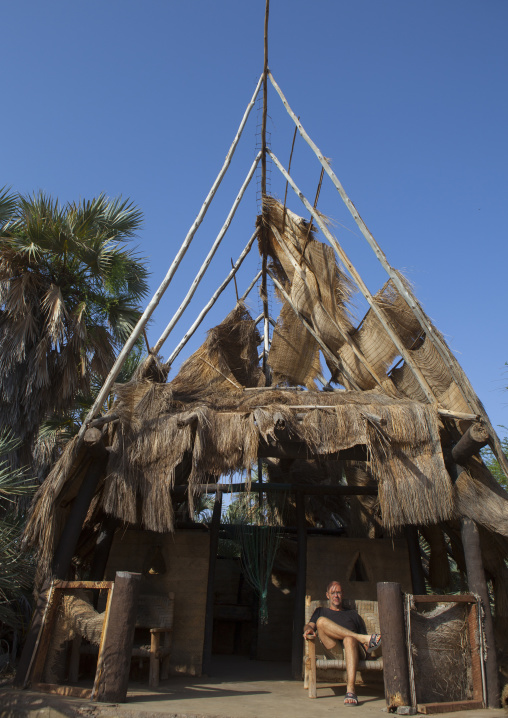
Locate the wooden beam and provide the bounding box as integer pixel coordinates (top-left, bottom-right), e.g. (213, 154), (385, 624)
(165, 230), (258, 367)
(417, 700), (484, 714)
(79, 73), (263, 434)
(269, 69), (508, 481)
(94, 571), (142, 703)
(461, 519), (499, 707)
(405, 526), (427, 595)
(377, 582), (411, 710)
(13, 581), (51, 688)
(52, 452), (109, 579)
(451, 423), (490, 466)
(153, 152), (261, 354)
(268, 150), (438, 405)
(170, 481), (376, 496)
(202, 492), (222, 675)
(241, 270), (262, 301)
(292, 490), (307, 679)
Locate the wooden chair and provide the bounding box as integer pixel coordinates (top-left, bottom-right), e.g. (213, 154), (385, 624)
(72, 591), (174, 688)
(130, 592), (175, 687)
(303, 596), (383, 698)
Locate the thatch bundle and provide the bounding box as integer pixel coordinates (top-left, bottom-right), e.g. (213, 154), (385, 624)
(261, 198), (354, 388)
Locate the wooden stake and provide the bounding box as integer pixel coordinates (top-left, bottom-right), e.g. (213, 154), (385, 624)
(282, 123), (298, 232)
(241, 270), (262, 301)
(166, 231), (257, 366)
(231, 259), (239, 301)
(268, 150), (438, 404)
(154, 152), (261, 354)
(269, 70), (508, 480)
(78, 74), (263, 434)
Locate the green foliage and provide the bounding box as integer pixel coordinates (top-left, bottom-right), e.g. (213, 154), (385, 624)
(481, 432), (508, 490)
(0, 432), (35, 631)
(0, 187), (149, 462)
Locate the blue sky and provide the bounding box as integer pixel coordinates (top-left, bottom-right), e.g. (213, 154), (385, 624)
(3, 1), (508, 431)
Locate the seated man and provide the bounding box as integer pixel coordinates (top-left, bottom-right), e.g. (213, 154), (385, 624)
(303, 580), (381, 707)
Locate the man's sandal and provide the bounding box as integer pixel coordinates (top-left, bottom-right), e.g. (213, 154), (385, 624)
(344, 691), (358, 706)
(366, 633), (381, 653)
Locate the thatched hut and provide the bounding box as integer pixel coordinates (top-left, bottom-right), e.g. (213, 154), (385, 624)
(21, 198), (508, 695)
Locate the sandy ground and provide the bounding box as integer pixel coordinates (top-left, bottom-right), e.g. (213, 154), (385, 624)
(1, 656), (505, 718)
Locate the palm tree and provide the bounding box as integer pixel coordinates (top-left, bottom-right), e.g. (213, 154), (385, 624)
(0, 188), (149, 467)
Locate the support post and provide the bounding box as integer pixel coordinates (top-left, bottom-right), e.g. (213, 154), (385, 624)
(13, 581), (51, 688)
(52, 430), (109, 579)
(89, 517), (119, 582)
(405, 526), (427, 595)
(292, 490), (307, 679)
(377, 582), (411, 710)
(460, 519), (499, 707)
(94, 571), (141, 703)
(202, 491), (222, 675)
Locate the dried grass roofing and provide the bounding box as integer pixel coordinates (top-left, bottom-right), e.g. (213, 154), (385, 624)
(24, 199), (508, 585)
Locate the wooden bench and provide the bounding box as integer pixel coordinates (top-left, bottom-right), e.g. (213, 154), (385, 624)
(303, 596), (383, 698)
(72, 592), (174, 688)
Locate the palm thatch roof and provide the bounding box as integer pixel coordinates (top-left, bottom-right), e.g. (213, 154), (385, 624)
(23, 199), (508, 622)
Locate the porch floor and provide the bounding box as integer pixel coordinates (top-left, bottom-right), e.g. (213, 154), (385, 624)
(2, 656), (504, 718)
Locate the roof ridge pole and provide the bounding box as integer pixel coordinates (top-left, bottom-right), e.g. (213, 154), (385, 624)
(165, 229), (258, 367)
(268, 149), (438, 405)
(260, 0), (271, 386)
(269, 70), (508, 479)
(153, 151), (261, 354)
(78, 74), (263, 435)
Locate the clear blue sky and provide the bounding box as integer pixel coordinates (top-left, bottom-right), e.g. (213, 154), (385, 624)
(3, 1), (507, 432)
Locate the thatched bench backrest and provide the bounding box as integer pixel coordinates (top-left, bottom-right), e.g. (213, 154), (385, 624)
(135, 592), (175, 630)
(305, 597), (380, 637)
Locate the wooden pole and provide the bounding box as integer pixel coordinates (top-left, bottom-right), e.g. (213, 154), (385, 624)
(13, 581), (51, 688)
(153, 152), (261, 354)
(260, 0), (270, 384)
(202, 491), (222, 675)
(405, 526), (427, 595)
(165, 230), (257, 367)
(451, 423), (490, 466)
(52, 431), (109, 579)
(241, 270), (262, 301)
(292, 490), (307, 679)
(377, 582), (411, 709)
(89, 517), (119, 582)
(269, 69), (508, 481)
(461, 519), (499, 707)
(78, 74), (263, 435)
(447, 424), (499, 706)
(460, 523), (497, 705)
(94, 571), (142, 703)
(267, 149), (438, 404)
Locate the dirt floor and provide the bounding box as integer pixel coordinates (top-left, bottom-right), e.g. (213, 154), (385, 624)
(1, 657), (505, 718)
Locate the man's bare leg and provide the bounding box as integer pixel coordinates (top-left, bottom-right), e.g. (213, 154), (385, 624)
(315, 616), (371, 650)
(343, 636), (359, 703)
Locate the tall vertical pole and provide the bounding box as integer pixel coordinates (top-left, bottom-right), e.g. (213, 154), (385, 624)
(292, 490), (307, 679)
(260, 0), (270, 385)
(202, 491), (222, 675)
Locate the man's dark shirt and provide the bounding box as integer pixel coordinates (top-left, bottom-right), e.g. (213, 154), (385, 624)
(309, 606), (367, 635)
